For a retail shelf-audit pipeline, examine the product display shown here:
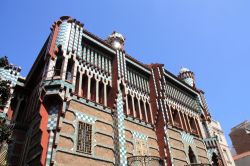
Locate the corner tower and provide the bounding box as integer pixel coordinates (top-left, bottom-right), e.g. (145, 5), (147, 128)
(178, 67), (196, 88)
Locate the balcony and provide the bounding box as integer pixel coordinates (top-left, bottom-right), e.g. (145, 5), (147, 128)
(203, 137), (218, 148)
(127, 156), (164, 166)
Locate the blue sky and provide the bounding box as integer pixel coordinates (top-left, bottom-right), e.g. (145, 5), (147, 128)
(1, 0), (250, 146)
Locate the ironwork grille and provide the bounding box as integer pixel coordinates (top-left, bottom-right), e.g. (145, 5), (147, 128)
(77, 122), (92, 154)
(127, 156), (164, 166)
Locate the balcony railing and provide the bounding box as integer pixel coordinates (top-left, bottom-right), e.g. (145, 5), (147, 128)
(127, 156), (164, 166)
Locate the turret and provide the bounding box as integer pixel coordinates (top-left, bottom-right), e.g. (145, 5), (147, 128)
(107, 31), (125, 50)
(178, 67), (195, 88)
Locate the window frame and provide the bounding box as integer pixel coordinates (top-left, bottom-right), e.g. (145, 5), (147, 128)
(76, 121), (93, 155)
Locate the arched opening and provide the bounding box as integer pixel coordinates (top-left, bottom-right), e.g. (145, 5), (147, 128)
(66, 58), (74, 82)
(190, 117), (197, 135)
(140, 100), (146, 122)
(134, 98), (140, 119)
(90, 78), (96, 102)
(106, 85), (112, 107)
(99, 81), (104, 105)
(127, 95), (133, 116)
(54, 55), (64, 76)
(81, 74), (88, 98)
(188, 146), (197, 164)
(172, 109), (181, 128)
(212, 152), (219, 166)
(75, 71), (80, 94)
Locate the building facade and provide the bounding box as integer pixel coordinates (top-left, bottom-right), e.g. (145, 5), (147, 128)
(0, 16), (233, 166)
(230, 121), (250, 166)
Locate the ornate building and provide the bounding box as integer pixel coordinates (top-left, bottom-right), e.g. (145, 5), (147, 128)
(0, 16), (233, 166)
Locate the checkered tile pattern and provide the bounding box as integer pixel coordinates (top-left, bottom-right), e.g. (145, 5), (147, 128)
(0, 68), (20, 86)
(47, 105), (59, 130)
(113, 92), (127, 166)
(45, 131), (55, 166)
(181, 132), (194, 144)
(45, 105), (59, 165)
(55, 21), (71, 51)
(75, 112), (96, 123)
(132, 131), (148, 141)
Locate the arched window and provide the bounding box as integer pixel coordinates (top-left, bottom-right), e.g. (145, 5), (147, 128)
(54, 44), (64, 77)
(188, 146), (197, 164)
(54, 55), (63, 76)
(66, 58), (74, 82)
(212, 152), (219, 166)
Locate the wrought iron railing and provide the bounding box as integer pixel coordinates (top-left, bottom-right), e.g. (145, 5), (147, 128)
(0, 143), (8, 166)
(127, 156), (164, 166)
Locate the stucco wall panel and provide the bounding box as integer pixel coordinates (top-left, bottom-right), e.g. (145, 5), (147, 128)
(58, 136), (74, 150)
(65, 111), (76, 121)
(69, 101), (112, 121)
(95, 133), (114, 147)
(95, 121), (113, 134)
(55, 151), (114, 166)
(95, 146), (114, 159)
(61, 122), (75, 135)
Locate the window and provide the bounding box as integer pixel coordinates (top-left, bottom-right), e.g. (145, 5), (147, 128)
(54, 56), (63, 76)
(66, 58), (74, 82)
(77, 122), (92, 154)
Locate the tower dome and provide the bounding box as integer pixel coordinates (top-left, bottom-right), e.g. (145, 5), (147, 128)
(178, 67), (195, 88)
(107, 31), (125, 50)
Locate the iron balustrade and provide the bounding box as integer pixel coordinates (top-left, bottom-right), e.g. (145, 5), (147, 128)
(127, 156), (163, 166)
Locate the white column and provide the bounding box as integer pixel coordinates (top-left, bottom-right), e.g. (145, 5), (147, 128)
(87, 72), (93, 100)
(148, 102), (154, 124)
(144, 101), (148, 123)
(78, 72), (83, 96)
(104, 82), (108, 106)
(177, 110), (183, 129)
(132, 96), (136, 118)
(125, 95), (129, 115)
(96, 80), (100, 103)
(72, 60), (78, 86)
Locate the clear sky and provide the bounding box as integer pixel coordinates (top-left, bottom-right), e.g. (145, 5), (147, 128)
(1, 0), (249, 147)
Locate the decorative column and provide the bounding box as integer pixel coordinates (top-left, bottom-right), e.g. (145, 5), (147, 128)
(168, 105), (174, 125)
(104, 82), (108, 107)
(125, 94), (129, 115)
(181, 112), (188, 131)
(72, 59), (78, 87)
(78, 72), (83, 96)
(194, 118), (201, 136)
(132, 96), (136, 118)
(177, 110), (184, 129)
(185, 114), (192, 133)
(143, 101), (148, 123)
(95, 79), (100, 103)
(148, 102), (154, 125)
(87, 72), (93, 100)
